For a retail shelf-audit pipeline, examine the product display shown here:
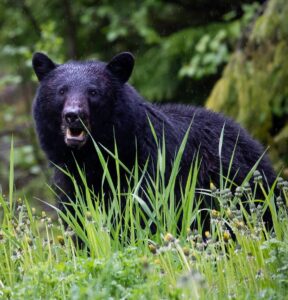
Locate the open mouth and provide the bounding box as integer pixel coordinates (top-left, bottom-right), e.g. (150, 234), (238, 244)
(65, 127), (88, 148)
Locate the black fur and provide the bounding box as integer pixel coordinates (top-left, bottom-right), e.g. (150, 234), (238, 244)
(32, 52), (276, 228)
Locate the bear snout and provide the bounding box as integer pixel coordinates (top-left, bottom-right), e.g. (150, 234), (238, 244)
(62, 105), (89, 126)
(64, 111), (79, 125)
(62, 108), (90, 148)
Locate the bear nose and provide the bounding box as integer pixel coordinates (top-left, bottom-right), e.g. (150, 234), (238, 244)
(64, 112), (79, 124)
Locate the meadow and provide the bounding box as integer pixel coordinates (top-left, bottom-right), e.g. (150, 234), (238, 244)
(0, 136), (287, 300)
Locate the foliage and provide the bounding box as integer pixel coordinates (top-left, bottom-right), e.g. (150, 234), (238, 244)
(0, 0), (259, 101)
(178, 2), (261, 81)
(206, 0), (288, 170)
(1, 140), (288, 299)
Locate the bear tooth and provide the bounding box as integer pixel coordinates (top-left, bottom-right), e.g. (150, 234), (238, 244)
(66, 128), (85, 140)
(66, 128), (72, 138)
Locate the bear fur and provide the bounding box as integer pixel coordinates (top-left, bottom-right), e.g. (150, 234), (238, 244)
(32, 52), (276, 228)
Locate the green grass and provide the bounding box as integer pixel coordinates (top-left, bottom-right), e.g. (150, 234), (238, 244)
(0, 138), (288, 299)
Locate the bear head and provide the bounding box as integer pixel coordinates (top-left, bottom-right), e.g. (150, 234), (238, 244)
(32, 52), (135, 150)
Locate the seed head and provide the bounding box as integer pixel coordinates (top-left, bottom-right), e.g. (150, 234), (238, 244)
(226, 208), (234, 219)
(221, 189), (232, 200)
(276, 196), (284, 207)
(182, 247), (190, 256)
(277, 177), (285, 189)
(223, 231), (231, 242)
(25, 236), (33, 246)
(31, 207), (36, 215)
(210, 182), (217, 191)
(204, 231), (211, 239)
(164, 233), (175, 243)
(235, 186), (243, 198)
(47, 218), (53, 228)
(243, 182), (252, 195)
(57, 235), (65, 246)
(211, 209), (220, 218)
(253, 170), (263, 184)
(85, 211), (93, 222)
(235, 220), (245, 230)
(148, 244), (157, 255)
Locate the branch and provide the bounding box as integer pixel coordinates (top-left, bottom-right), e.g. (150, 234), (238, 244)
(13, 0), (41, 38)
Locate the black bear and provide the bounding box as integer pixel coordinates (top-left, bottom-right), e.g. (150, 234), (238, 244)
(32, 52), (276, 229)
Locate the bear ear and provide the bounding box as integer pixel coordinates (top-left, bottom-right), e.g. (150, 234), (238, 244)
(32, 52), (57, 81)
(106, 52), (134, 83)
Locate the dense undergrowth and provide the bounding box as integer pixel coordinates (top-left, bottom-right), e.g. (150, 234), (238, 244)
(0, 138), (288, 299)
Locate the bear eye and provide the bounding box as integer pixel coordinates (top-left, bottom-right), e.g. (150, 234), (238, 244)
(59, 88), (66, 95)
(88, 89), (98, 97)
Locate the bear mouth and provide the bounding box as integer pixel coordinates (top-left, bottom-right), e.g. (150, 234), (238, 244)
(64, 127), (88, 148)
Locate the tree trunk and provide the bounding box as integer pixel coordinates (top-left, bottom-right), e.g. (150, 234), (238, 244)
(62, 0), (78, 59)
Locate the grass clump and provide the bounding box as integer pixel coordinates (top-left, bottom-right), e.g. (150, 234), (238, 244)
(0, 139), (288, 299)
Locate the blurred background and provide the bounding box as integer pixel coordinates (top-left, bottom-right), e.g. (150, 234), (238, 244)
(0, 0), (287, 203)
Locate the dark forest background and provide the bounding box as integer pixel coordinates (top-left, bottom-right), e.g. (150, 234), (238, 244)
(0, 0), (287, 201)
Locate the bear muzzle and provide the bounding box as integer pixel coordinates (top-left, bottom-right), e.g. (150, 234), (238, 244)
(62, 110), (89, 148)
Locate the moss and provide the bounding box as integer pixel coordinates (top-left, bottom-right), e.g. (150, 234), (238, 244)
(273, 124), (288, 168)
(251, 0), (288, 42)
(206, 0), (288, 170)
